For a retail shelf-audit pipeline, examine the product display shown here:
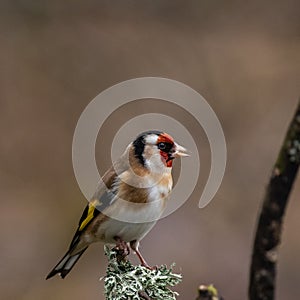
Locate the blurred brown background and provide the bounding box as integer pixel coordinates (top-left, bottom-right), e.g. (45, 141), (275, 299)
(0, 1), (299, 299)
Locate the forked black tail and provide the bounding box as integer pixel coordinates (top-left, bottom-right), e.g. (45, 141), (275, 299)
(46, 247), (88, 279)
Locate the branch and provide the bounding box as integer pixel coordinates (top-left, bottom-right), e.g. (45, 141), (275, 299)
(102, 246), (182, 300)
(249, 101), (300, 300)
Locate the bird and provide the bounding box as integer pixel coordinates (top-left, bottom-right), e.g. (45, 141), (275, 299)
(46, 130), (188, 279)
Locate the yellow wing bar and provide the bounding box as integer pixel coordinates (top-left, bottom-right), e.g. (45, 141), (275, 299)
(79, 199), (101, 231)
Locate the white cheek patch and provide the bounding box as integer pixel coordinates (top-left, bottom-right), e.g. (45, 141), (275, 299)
(143, 145), (166, 173)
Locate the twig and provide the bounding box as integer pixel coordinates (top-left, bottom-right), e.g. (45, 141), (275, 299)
(249, 101), (300, 300)
(138, 290), (153, 300)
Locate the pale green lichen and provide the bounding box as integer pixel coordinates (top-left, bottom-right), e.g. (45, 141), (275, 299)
(101, 245), (182, 300)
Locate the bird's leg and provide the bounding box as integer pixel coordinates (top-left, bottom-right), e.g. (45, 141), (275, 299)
(130, 240), (156, 270)
(113, 236), (130, 259)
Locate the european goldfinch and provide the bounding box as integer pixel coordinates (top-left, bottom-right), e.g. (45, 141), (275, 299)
(46, 130), (188, 279)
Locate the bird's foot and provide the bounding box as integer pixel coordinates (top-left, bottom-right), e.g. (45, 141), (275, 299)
(129, 240), (157, 270)
(113, 236), (130, 262)
(141, 262), (158, 271)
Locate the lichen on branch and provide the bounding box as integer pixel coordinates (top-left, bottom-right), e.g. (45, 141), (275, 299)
(101, 246), (182, 300)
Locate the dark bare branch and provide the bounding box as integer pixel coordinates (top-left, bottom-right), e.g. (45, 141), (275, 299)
(249, 101), (300, 300)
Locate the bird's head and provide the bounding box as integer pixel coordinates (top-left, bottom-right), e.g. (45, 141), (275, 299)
(131, 130), (189, 173)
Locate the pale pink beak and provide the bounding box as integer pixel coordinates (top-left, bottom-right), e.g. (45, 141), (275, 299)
(173, 143), (189, 158)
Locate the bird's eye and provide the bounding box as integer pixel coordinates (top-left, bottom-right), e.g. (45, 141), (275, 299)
(158, 142), (166, 150)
